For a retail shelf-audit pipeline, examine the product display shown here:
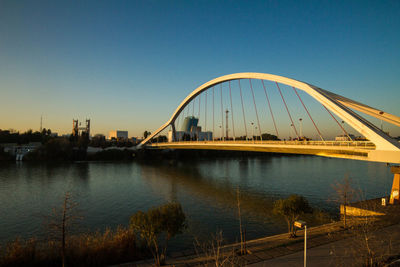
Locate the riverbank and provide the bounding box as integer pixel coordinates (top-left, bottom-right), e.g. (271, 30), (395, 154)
(125, 198), (400, 266)
(1, 143), (300, 162)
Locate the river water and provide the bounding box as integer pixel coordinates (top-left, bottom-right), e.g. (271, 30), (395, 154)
(0, 155), (393, 251)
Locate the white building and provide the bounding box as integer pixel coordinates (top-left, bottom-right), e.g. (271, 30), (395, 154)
(168, 129), (213, 142)
(109, 130), (128, 140)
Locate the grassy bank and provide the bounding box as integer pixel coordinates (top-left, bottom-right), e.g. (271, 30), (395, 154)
(0, 227), (147, 267)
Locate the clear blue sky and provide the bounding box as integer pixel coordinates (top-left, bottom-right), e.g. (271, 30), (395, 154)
(1, 0), (399, 138)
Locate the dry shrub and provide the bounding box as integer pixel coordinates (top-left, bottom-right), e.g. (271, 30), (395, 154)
(67, 226), (139, 266)
(194, 231), (243, 267)
(0, 227), (143, 267)
(0, 238), (37, 267)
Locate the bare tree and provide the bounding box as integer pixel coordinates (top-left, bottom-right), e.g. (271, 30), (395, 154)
(236, 188), (247, 255)
(194, 232), (242, 267)
(332, 175), (355, 228)
(46, 191), (81, 267)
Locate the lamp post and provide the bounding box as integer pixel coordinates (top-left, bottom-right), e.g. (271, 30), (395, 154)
(290, 124), (294, 140)
(379, 111), (384, 131)
(294, 220), (307, 267)
(219, 125), (223, 141)
(251, 122), (255, 143)
(299, 118), (303, 140)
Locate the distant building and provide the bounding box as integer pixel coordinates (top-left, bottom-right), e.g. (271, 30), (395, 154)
(181, 116), (199, 132)
(72, 119), (90, 137)
(109, 130), (128, 140)
(168, 116), (213, 142)
(2, 142), (41, 160)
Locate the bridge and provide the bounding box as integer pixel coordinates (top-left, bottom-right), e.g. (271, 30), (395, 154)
(138, 73), (400, 164)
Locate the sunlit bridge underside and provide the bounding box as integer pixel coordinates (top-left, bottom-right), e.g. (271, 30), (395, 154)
(139, 73), (400, 164)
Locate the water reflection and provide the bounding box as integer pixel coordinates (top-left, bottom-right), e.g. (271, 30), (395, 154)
(0, 156), (394, 250)
(140, 160), (275, 217)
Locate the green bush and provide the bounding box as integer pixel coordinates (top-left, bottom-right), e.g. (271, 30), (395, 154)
(273, 194), (313, 238)
(130, 202), (186, 266)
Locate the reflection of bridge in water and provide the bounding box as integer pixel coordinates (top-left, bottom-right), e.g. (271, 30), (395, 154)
(139, 72), (400, 164)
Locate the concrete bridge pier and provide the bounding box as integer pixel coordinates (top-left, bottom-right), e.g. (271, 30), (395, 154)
(390, 166), (400, 204)
(171, 123), (177, 142)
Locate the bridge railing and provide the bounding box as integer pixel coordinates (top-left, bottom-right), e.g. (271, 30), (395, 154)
(150, 139), (376, 149)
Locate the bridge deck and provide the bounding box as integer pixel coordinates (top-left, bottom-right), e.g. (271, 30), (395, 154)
(149, 140), (376, 161)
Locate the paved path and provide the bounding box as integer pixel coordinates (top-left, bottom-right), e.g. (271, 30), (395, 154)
(118, 221), (400, 266)
(249, 223), (400, 267)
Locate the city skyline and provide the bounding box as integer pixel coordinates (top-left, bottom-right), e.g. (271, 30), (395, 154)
(1, 0), (399, 138)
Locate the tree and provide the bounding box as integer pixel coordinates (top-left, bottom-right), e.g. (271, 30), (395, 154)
(130, 203), (186, 265)
(332, 175), (355, 228)
(46, 192), (81, 267)
(77, 133), (89, 150)
(90, 134), (106, 148)
(273, 195), (313, 238)
(236, 188), (247, 255)
(155, 135), (167, 143)
(261, 133), (280, 141)
(143, 131), (151, 139)
(44, 138), (73, 160)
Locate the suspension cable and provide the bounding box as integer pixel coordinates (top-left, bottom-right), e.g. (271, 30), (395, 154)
(293, 87), (325, 142)
(220, 83), (224, 141)
(229, 81), (236, 140)
(238, 79), (248, 140)
(261, 80), (279, 139)
(205, 90), (207, 132)
(213, 86), (215, 140)
(276, 82), (299, 139)
(197, 94), (201, 141)
(192, 98), (195, 117)
(249, 79), (262, 140)
(198, 94), (201, 119)
(323, 105), (353, 141)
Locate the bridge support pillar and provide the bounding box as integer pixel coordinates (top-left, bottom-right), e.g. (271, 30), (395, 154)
(389, 166), (400, 204)
(171, 123), (177, 142)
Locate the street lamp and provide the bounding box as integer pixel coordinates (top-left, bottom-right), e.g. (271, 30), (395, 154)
(294, 220), (307, 267)
(299, 118), (303, 140)
(251, 122), (254, 143)
(219, 125), (222, 141)
(290, 124), (294, 140)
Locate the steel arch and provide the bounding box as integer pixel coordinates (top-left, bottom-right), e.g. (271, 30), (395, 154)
(138, 72), (400, 155)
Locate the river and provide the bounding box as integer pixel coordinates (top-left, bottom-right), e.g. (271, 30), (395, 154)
(0, 154), (393, 251)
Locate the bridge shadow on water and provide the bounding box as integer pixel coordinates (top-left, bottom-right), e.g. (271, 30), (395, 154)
(135, 149), (339, 251)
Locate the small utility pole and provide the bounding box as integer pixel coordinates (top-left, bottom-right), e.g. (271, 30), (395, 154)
(40, 115), (43, 132)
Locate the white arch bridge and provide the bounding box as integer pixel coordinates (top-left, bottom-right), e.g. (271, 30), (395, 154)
(138, 73), (400, 164)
